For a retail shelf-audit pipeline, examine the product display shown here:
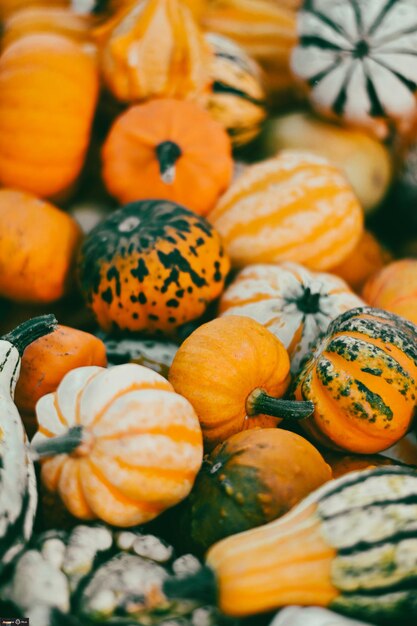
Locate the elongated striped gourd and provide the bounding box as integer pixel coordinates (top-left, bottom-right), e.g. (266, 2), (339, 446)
(165, 466), (417, 622)
(293, 307), (417, 454)
(208, 151), (363, 270)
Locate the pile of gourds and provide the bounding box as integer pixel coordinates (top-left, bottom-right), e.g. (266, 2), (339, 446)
(1, 1), (417, 625)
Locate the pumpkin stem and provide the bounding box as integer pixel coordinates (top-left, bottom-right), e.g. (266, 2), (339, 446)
(163, 565), (217, 605)
(246, 389), (314, 421)
(30, 426), (84, 461)
(2, 314), (58, 355)
(156, 141), (182, 184)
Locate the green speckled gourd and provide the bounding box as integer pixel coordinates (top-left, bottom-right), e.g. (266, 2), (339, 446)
(293, 307), (417, 454)
(78, 200), (230, 335)
(99, 333), (178, 378)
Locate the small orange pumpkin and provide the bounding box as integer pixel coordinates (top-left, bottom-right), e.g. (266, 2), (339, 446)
(0, 190), (82, 303)
(362, 259), (417, 326)
(169, 315), (313, 449)
(0, 0), (67, 18)
(209, 150), (363, 270)
(102, 99), (233, 216)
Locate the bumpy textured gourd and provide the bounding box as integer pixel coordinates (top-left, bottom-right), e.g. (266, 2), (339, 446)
(165, 466), (417, 623)
(0, 314), (57, 573)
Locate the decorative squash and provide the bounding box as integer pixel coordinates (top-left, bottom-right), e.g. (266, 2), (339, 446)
(329, 230), (392, 293)
(165, 466), (417, 622)
(181, 428), (331, 554)
(209, 151), (364, 270)
(102, 99), (233, 216)
(322, 451), (400, 480)
(101, 334), (178, 377)
(0, 314), (57, 573)
(219, 262), (364, 374)
(15, 325), (107, 416)
(169, 316), (314, 449)
(293, 307), (417, 454)
(291, 0), (417, 138)
(0, 33), (99, 198)
(362, 259), (417, 326)
(0, 190), (82, 304)
(32, 363), (203, 527)
(205, 33), (266, 147)
(0, 0), (67, 19)
(270, 606), (390, 626)
(77, 199), (230, 334)
(97, 0), (212, 104)
(260, 112), (393, 214)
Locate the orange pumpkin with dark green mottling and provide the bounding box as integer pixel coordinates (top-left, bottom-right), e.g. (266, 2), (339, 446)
(77, 199), (230, 334)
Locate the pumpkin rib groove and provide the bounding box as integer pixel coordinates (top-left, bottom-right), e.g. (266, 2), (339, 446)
(97, 426), (203, 446)
(108, 456), (198, 482)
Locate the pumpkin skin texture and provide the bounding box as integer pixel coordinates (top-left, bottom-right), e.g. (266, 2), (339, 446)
(181, 428), (332, 554)
(291, 0), (417, 138)
(208, 150), (363, 270)
(77, 200), (230, 334)
(362, 259), (417, 326)
(102, 334), (178, 378)
(102, 99), (233, 217)
(219, 262), (364, 374)
(0, 33), (99, 198)
(169, 315), (313, 450)
(0, 0), (67, 18)
(32, 363), (203, 527)
(0, 190), (82, 304)
(98, 0), (212, 104)
(293, 307), (417, 454)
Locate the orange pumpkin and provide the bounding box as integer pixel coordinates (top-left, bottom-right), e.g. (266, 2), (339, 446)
(0, 33), (99, 198)
(330, 230), (392, 293)
(209, 150), (363, 270)
(32, 363), (203, 527)
(362, 259), (417, 326)
(97, 0), (212, 103)
(102, 99), (233, 216)
(0, 0), (67, 18)
(169, 315), (313, 449)
(0, 190), (82, 303)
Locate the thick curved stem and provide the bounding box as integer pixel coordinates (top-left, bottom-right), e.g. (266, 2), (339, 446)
(2, 314), (58, 355)
(30, 426), (84, 461)
(246, 388), (314, 421)
(156, 141), (182, 184)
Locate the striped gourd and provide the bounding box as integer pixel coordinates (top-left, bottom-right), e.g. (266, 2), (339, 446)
(291, 0), (417, 138)
(293, 307), (417, 454)
(205, 32), (267, 147)
(165, 466), (417, 622)
(208, 150), (363, 270)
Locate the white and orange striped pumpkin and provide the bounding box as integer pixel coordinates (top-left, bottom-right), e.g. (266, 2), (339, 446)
(208, 151), (363, 270)
(219, 262), (364, 373)
(32, 363), (203, 527)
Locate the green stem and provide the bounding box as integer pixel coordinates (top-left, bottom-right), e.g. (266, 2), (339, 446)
(156, 141), (182, 184)
(2, 314), (58, 355)
(30, 426), (84, 461)
(246, 388), (314, 421)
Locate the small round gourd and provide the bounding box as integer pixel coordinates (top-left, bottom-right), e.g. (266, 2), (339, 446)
(32, 363), (203, 527)
(77, 199), (230, 334)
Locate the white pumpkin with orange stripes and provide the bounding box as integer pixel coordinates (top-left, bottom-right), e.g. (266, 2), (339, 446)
(208, 150), (363, 270)
(219, 262), (364, 373)
(31, 363), (203, 527)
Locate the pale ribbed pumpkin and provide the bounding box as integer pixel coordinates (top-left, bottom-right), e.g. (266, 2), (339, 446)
(32, 363), (203, 527)
(0, 33), (99, 198)
(362, 259), (417, 326)
(219, 263), (364, 373)
(208, 151), (363, 270)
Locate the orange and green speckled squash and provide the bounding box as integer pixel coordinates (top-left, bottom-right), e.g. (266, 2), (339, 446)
(209, 150), (363, 270)
(293, 307), (417, 454)
(77, 200), (230, 334)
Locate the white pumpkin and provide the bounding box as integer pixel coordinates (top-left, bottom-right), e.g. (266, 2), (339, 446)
(219, 262), (364, 373)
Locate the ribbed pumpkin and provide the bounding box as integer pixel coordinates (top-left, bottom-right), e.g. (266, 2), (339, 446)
(362, 259), (417, 326)
(32, 363), (203, 527)
(97, 0), (212, 103)
(77, 200), (230, 334)
(169, 316), (314, 449)
(205, 32), (266, 147)
(293, 307), (417, 454)
(0, 190), (82, 304)
(0, 33), (99, 198)
(219, 263), (364, 374)
(181, 428), (331, 554)
(102, 99), (233, 216)
(165, 466), (417, 622)
(209, 151), (363, 270)
(102, 334), (178, 377)
(291, 0), (417, 138)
